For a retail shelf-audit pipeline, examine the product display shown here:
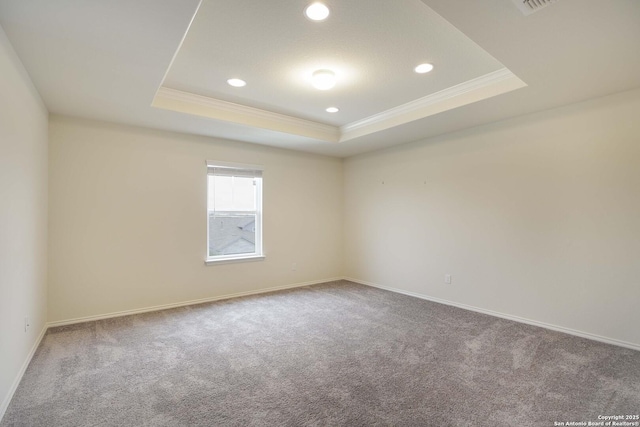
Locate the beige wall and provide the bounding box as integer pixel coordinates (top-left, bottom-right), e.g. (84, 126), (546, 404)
(48, 116), (343, 322)
(0, 27), (48, 415)
(344, 88), (640, 347)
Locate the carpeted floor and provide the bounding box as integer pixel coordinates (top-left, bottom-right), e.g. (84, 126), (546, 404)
(2, 280), (639, 426)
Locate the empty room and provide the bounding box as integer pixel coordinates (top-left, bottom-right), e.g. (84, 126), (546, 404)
(1, 0), (639, 425)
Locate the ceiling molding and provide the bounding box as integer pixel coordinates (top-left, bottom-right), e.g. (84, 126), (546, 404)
(152, 68), (526, 144)
(152, 87), (341, 142)
(339, 68), (527, 142)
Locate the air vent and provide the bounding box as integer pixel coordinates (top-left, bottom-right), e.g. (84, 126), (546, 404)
(511, 0), (560, 16)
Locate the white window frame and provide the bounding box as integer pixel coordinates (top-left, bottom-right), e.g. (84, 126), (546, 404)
(205, 161), (264, 265)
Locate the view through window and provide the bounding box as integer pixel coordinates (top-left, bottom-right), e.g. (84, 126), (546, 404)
(207, 164), (263, 260)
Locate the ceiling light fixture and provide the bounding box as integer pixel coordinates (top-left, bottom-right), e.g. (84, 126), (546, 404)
(227, 78), (246, 87)
(305, 2), (330, 21)
(326, 107), (339, 113)
(311, 69), (336, 90)
(414, 63), (434, 74)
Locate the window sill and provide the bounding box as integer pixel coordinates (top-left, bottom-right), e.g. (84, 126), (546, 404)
(205, 255), (265, 266)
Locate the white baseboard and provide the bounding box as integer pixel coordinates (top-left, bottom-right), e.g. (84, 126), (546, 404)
(0, 325), (47, 422)
(344, 277), (640, 352)
(47, 277), (343, 328)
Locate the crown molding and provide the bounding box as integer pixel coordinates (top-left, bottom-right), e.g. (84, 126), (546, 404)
(339, 68), (527, 142)
(152, 87), (340, 142)
(152, 68), (526, 144)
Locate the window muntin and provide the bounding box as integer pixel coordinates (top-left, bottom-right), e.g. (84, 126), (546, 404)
(206, 163), (263, 262)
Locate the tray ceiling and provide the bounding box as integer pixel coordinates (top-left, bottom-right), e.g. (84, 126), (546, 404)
(153, 0), (526, 143)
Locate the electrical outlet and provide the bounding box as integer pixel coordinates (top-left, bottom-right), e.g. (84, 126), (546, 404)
(24, 316), (30, 332)
(445, 274), (452, 284)
(291, 263), (297, 271)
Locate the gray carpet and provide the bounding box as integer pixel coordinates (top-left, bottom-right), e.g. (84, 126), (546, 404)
(2, 280), (639, 426)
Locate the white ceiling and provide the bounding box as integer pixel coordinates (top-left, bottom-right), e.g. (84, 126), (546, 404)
(1, 0), (639, 157)
(163, 0), (505, 126)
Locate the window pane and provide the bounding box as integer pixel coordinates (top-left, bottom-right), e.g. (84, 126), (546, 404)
(212, 175), (233, 211)
(231, 176), (255, 211)
(209, 175), (255, 212)
(208, 214), (256, 256)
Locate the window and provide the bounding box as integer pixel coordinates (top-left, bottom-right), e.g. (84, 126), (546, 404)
(206, 162), (263, 264)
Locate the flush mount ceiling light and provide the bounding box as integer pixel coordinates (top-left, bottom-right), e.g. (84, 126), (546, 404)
(305, 2), (330, 21)
(311, 69), (336, 90)
(326, 107), (339, 113)
(227, 78), (246, 87)
(414, 63), (434, 74)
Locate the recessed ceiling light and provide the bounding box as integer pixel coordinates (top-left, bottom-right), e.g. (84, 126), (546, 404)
(305, 2), (330, 21)
(326, 107), (339, 113)
(311, 69), (336, 90)
(227, 78), (246, 87)
(414, 63), (434, 74)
